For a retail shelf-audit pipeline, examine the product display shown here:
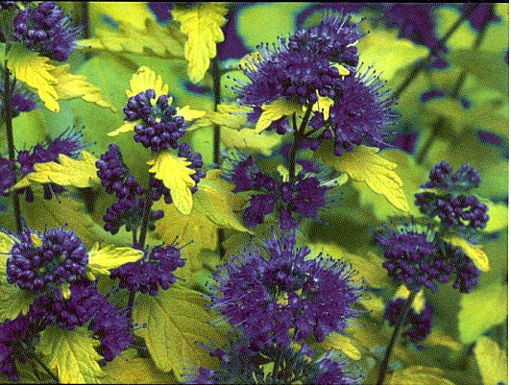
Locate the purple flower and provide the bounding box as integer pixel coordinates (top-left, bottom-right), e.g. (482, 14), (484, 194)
(421, 161), (481, 191)
(461, 3), (499, 31)
(6, 227), (88, 293)
(110, 244), (184, 296)
(0, 2), (16, 10)
(384, 298), (433, 344)
(211, 231), (363, 348)
(0, 157), (15, 197)
(13, 1), (80, 61)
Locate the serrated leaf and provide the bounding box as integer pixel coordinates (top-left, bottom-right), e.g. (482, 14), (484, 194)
(474, 337), (508, 385)
(222, 128), (282, 156)
(51, 65), (116, 111)
(6, 43), (59, 112)
(13, 151), (99, 189)
(0, 284), (35, 322)
(147, 152), (196, 215)
(172, 3), (228, 83)
(132, 285), (226, 379)
(87, 243), (144, 275)
(458, 283), (507, 344)
(103, 357), (177, 384)
(194, 170), (251, 233)
(127, 66), (169, 99)
(319, 333), (361, 360)
(175, 105), (207, 121)
(320, 145), (409, 212)
(388, 366), (455, 385)
(443, 235), (489, 272)
(36, 326), (103, 384)
(255, 98), (303, 133)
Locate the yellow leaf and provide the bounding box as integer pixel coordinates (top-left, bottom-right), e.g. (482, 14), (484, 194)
(172, 3), (228, 83)
(51, 65), (116, 111)
(7, 43), (59, 112)
(127, 66), (169, 98)
(104, 357), (177, 384)
(333, 63), (351, 76)
(255, 98), (303, 133)
(175, 105), (207, 121)
(88, 2), (153, 29)
(239, 51), (260, 70)
(443, 236), (489, 271)
(87, 243), (144, 275)
(483, 200), (508, 233)
(132, 285), (226, 379)
(312, 93), (334, 120)
(18, 151), (99, 189)
(60, 282), (71, 300)
(36, 326), (104, 384)
(0, 232), (16, 254)
(0, 284), (35, 322)
(147, 152), (196, 215)
(108, 122), (137, 137)
(320, 145), (409, 212)
(222, 128), (282, 156)
(319, 333), (361, 360)
(474, 337), (508, 385)
(394, 285), (425, 313)
(388, 365), (455, 385)
(423, 329), (462, 352)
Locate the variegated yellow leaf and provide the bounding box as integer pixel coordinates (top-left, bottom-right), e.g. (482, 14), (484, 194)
(474, 337), (508, 385)
(147, 152), (196, 215)
(443, 235), (489, 271)
(172, 3), (228, 83)
(319, 333), (361, 360)
(108, 121), (137, 137)
(127, 66), (169, 98)
(320, 145), (409, 212)
(175, 105), (207, 121)
(51, 65), (116, 111)
(0, 284), (35, 322)
(255, 98), (303, 133)
(87, 243), (144, 275)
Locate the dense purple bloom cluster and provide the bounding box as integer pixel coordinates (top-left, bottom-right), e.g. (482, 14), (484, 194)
(110, 244), (184, 295)
(9, 90), (37, 116)
(226, 155), (331, 229)
(211, 231), (362, 349)
(124, 90), (187, 152)
(420, 161), (481, 191)
(0, 157), (15, 197)
(6, 227), (88, 293)
(13, 1), (79, 61)
(375, 221), (480, 293)
(384, 298), (433, 343)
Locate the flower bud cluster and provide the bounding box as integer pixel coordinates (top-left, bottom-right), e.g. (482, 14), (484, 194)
(384, 297), (433, 343)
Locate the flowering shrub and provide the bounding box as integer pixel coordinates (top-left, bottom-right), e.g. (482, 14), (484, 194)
(0, 2), (507, 384)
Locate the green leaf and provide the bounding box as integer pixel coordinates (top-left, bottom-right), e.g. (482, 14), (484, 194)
(443, 235), (489, 272)
(483, 200), (508, 233)
(132, 285), (226, 379)
(319, 333), (361, 360)
(458, 283), (508, 344)
(103, 357), (177, 384)
(388, 366), (455, 385)
(474, 337), (508, 385)
(147, 151), (196, 215)
(87, 243), (144, 275)
(36, 326), (104, 384)
(255, 98), (303, 133)
(0, 284), (35, 322)
(319, 145), (409, 212)
(172, 3), (228, 83)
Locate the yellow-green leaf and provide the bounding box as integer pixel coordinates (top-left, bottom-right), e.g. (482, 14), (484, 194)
(194, 170), (251, 233)
(312, 94), (334, 120)
(319, 333), (361, 360)
(132, 285), (226, 379)
(15, 151), (99, 189)
(483, 200), (508, 233)
(458, 283), (508, 344)
(255, 98), (303, 133)
(103, 357), (177, 384)
(443, 235), (489, 271)
(474, 337), (508, 385)
(0, 232), (15, 255)
(394, 285), (425, 313)
(222, 128), (282, 156)
(7, 43), (59, 112)
(388, 365), (455, 385)
(87, 243), (144, 275)
(36, 326), (103, 384)
(172, 3), (228, 83)
(147, 152), (196, 215)
(51, 65), (116, 111)
(175, 105), (207, 121)
(127, 66), (169, 99)
(108, 121), (137, 137)
(320, 145), (409, 212)
(423, 329), (462, 352)
(0, 284), (35, 322)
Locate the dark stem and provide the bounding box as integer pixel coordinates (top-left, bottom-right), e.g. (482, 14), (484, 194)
(394, 4), (479, 98)
(30, 351), (59, 383)
(271, 349), (281, 383)
(376, 292), (417, 385)
(288, 105), (312, 184)
(3, 63), (22, 233)
(137, 190), (153, 248)
(80, 2), (90, 39)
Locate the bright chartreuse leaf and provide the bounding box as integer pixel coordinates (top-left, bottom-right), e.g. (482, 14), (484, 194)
(194, 170), (251, 233)
(483, 200), (508, 233)
(127, 66), (169, 99)
(103, 357), (177, 384)
(221, 127), (282, 156)
(87, 243), (144, 275)
(320, 145), (409, 213)
(388, 366), (455, 385)
(443, 236), (489, 272)
(312, 94), (334, 120)
(172, 3), (228, 83)
(147, 151), (196, 215)
(36, 325), (104, 384)
(88, 2), (153, 30)
(474, 337), (508, 385)
(319, 333), (361, 360)
(394, 285), (426, 313)
(458, 283), (508, 344)
(13, 151), (100, 190)
(132, 285), (226, 379)
(0, 284), (35, 322)
(255, 98), (303, 133)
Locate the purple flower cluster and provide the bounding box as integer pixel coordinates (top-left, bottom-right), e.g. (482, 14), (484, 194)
(13, 1), (80, 61)
(0, 157), (15, 197)
(384, 298), (433, 344)
(6, 227), (88, 293)
(211, 231), (362, 349)
(96, 144), (163, 234)
(124, 90), (187, 152)
(110, 244), (184, 295)
(226, 155), (331, 229)
(420, 161), (481, 191)
(29, 280), (131, 362)
(375, 220), (480, 293)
